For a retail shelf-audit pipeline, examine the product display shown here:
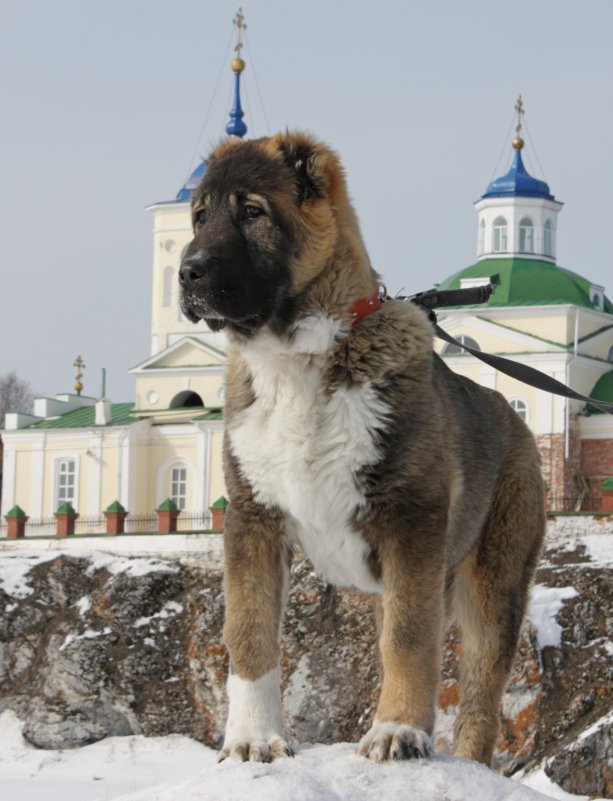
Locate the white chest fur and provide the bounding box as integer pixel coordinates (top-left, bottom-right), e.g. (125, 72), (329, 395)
(229, 318), (387, 595)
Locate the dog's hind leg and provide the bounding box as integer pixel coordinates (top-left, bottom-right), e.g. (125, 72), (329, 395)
(219, 502), (293, 763)
(452, 469), (544, 766)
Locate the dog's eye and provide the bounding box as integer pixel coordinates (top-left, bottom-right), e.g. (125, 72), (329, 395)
(243, 204), (262, 220)
(194, 209), (207, 225)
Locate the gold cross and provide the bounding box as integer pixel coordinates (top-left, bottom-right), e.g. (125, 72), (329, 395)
(73, 355), (86, 396)
(233, 7), (247, 58)
(515, 94), (524, 138)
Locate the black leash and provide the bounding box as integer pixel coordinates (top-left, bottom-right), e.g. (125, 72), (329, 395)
(403, 284), (613, 416)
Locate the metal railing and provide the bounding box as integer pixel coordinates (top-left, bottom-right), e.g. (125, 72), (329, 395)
(0, 511), (215, 538)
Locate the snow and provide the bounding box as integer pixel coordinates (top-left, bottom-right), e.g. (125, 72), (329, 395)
(581, 533), (613, 567)
(0, 710), (557, 801)
(542, 529), (613, 569)
(59, 627), (112, 652)
(84, 551), (179, 578)
(527, 585), (579, 649)
(0, 531), (225, 564)
(76, 596), (92, 615)
(576, 708), (613, 744)
(517, 768), (598, 801)
(0, 549), (182, 600)
(0, 553), (60, 597)
(134, 600), (184, 628)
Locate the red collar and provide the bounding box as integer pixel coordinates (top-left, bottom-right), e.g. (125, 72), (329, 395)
(348, 291), (382, 325)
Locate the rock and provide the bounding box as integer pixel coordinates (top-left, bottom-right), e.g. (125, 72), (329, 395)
(0, 519), (611, 799)
(546, 715), (613, 797)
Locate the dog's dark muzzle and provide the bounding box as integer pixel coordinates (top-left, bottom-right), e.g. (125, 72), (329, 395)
(178, 250), (227, 328)
(179, 250), (221, 292)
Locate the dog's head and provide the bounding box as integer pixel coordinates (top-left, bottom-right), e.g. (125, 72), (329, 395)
(179, 132), (360, 337)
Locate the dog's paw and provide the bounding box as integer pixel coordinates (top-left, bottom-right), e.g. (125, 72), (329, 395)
(218, 736), (294, 763)
(357, 721), (432, 762)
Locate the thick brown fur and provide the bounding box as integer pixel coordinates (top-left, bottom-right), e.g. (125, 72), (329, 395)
(179, 132), (546, 767)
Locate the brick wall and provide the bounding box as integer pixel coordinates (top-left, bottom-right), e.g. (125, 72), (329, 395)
(536, 416), (582, 511)
(581, 437), (613, 509)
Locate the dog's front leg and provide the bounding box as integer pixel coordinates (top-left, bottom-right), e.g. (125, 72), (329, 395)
(358, 529), (445, 761)
(219, 503), (292, 762)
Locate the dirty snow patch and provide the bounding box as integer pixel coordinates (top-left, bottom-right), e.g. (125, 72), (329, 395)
(85, 552), (179, 578)
(0, 552), (60, 597)
(134, 600), (184, 627)
(528, 585), (579, 649)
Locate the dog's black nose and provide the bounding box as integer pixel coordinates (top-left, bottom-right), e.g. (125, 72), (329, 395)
(179, 254), (208, 289)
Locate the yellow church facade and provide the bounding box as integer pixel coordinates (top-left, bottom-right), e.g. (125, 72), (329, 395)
(1, 192), (229, 531)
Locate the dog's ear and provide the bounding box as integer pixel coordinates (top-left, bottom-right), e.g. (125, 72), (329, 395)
(276, 134), (333, 203)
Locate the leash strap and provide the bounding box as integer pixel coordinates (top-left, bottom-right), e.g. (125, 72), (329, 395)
(405, 284), (613, 416)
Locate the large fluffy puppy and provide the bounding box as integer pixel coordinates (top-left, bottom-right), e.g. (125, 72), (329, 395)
(179, 132), (545, 766)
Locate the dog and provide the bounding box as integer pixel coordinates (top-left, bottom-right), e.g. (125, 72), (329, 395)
(179, 132), (545, 766)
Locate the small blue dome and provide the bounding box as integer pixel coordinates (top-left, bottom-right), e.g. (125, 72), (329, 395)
(482, 148), (554, 200)
(175, 160), (207, 203)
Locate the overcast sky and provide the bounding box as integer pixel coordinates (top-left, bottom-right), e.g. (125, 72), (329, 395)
(2, 0), (612, 402)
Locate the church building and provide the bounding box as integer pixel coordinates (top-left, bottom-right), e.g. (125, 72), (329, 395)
(435, 99), (613, 510)
(2, 34), (613, 530)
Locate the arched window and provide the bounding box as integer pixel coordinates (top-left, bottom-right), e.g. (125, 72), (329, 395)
(543, 220), (553, 256)
(509, 398), (528, 423)
(441, 335), (481, 355)
(163, 266), (174, 308)
(170, 390), (204, 409)
(170, 466), (188, 510)
(492, 217), (507, 253)
(519, 218), (534, 253)
(479, 219), (485, 255)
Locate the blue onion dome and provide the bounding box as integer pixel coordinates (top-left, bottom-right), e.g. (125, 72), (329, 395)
(483, 141), (554, 200)
(176, 161), (207, 202)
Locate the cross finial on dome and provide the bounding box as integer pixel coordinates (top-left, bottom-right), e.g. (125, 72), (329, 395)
(513, 95), (525, 150)
(226, 8), (248, 137)
(231, 8), (247, 74)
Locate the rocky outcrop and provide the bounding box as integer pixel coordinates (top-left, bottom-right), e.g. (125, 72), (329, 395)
(0, 520), (611, 798)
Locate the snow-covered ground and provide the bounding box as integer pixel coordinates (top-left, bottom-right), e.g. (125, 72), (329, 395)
(0, 709), (564, 801)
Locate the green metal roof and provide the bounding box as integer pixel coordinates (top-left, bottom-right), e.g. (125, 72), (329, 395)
(194, 408), (223, 421)
(26, 402), (136, 429)
(156, 498), (179, 512)
(437, 258), (613, 313)
(210, 496), (229, 510)
(586, 370), (613, 415)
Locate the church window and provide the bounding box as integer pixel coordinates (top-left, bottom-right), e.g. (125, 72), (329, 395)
(592, 292), (603, 311)
(492, 217), (507, 252)
(479, 220), (485, 255)
(519, 218), (534, 253)
(509, 398), (528, 423)
(442, 334), (481, 355)
(55, 459), (76, 510)
(543, 220), (553, 256)
(170, 466), (188, 510)
(163, 266), (174, 308)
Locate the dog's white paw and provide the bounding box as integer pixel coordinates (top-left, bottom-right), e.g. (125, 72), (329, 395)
(357, 720), (432, 762)
(220, 667), (293, 762)
(218, 736), (294, 763)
